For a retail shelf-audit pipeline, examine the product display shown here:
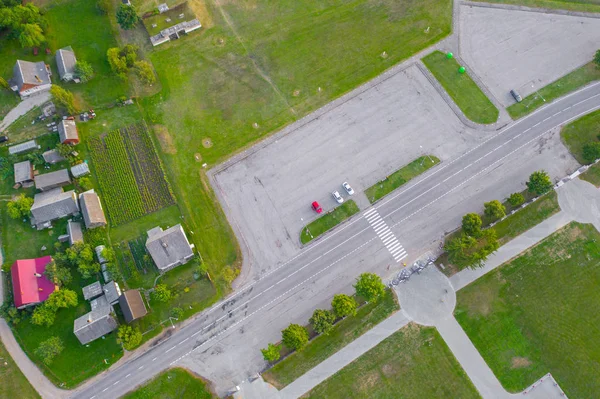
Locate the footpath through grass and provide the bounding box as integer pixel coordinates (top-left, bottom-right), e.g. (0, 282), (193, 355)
(123, 368), (215, 399)
(477, 0), (600, 13)
(0, 340), (40, 399)
(301, 200), (359, 244)
(561, 108), (600, 164)
(455, 222), (600, 397)
(262, 290), (399, 389)
(365, 155), (440, 203)
(422, 51), (499, 124)
(305, 325), (480, 399)
(507, 62), (600, 119)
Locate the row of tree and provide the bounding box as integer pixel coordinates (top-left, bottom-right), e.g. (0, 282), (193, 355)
(261, 273), (386, 362)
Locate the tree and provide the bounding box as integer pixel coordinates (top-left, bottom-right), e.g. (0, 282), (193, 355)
(6, 194), (33, 219)
(151, 284), (171, 302)
(31, 303), (56, 327)
(60, 242), (100, 278)
(331, 294), (357, 318)
(117, 325), (142, 350)
(50, 85), (77, 115)
(18, 23), (44, 48)
(260, 343), (281, 362)
(281, 324), (309, 351)
(0, 4), (46, 48)
(354, 273), (386, 303)
(0, 304), (22, 325)
(171, 307), (183, 319)
(595, 49), (600, 68)
(508, 192), (525, 207)
(116, 4), (139, 30)
(78, 176), (93, 191)
(0, 76), (9, 90)
(107, 47), (128, 77)
(44, 260), (72, 286)
(74, 60), (94, 83)
(309, 309), (336, 335)
(134, 60), (156, 85)
(582, 142), (600, 164)
(35, 337), (64, 365)
(526, 170), (553, 195)
(445, 229), (499, 270)
(47, 289), (78, 309)
(483, 200), (505, 221)
(462, 213), (482, 237)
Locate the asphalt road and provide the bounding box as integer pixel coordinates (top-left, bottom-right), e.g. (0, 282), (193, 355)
(72, 83), (600, 399)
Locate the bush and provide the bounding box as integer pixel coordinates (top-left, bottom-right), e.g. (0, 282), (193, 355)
(151, 284), (171, 303)
(527, 170), (553, 195)
(445, 229), (499, 270)
(331, 294), (357, 318)
(508, 192), (525, 207)
(50, 85), (77, 114)
(281, 324), (309, 351)
(6, 194), (33, 219)
(116, 4), (139, 30)
(309, 309), (336, 335)
(582, 142), (600, 164)
(261, 343), (281, 362)
(483, 200), (505, 221)
(117, 325), (143, 350)
(35, 337), (64, 365)
(134, 60), (156, 85)
(462, 213), (482, 237)
(74, 60), (94, 82)
(171, 307), (184, 319)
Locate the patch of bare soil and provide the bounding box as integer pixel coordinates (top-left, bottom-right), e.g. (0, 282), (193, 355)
(202, 137), (213, 148)
(511, 357), (532, 369)
(154, 124), (177, 154)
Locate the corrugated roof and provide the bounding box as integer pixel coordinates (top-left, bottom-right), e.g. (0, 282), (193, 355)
(82, 281), (102, 301)
(80, 190), (107, 228)
(14, 160), (33, 184)
(67, 220), (84, 245)
(71, 162), (90, 177)
(56, 47), (76, 80)
(35, 169), (71, 191)
(146, 224), (194, 270)
(11, 256), (56, 308)
(58, 119), (78, 143)
(119, 290), (147, 323)
(8, 140), (38, 155)
(30, 189), (79, 225)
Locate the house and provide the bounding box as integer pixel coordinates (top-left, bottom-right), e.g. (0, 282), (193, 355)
(103, 281), (122, 305)
(67, 220), (84, 245)
(70, 162), (90, 178)
(55, 47), (77, 82)
(82, 281), (103, 301)
(119, 290), (147, 323)
(30, 189), (79, 229)
(58, 119), (79, 144)
(79, 190), (107, 229)
(145, 224), (194, 272)
(73, 296), (117, 344)
(42, 149), (66, 164)
(14, 160), (34, 186)
(8, 140), (39, 155)
(10, 60), (52, 99)
(35, 169), (71, 191)
(11, 256), (57, 309)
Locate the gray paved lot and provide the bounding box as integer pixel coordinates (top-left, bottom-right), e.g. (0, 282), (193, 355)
(460, 5), (600, 106)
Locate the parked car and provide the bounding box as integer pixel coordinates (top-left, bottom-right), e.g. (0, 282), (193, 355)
(312, 201), (323, 214)
(0, 135), (7, 143)
(332, 191), (344, 204)
(342, 182), (354, 195)
(510, 89), (522, 103)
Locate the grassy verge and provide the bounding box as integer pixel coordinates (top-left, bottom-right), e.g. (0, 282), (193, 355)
(301, 200), (360, 244)
(507, 62), (600, 119)
(262, 289), (399, 389)
(455, 222), (600, 397)
(580, 162), (600, 187)
(365, 156), (440, 203)
(0, 340), (40, 399)
(422, 51), (499, 124)
(560, 108), (600, 164)
(476, 0), (600, 13)
(123, 368), (215, 399)
(305, 325), (480, 399)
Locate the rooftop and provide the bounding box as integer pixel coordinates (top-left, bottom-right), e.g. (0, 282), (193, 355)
(58, 119), (79, 143)
(34, 169), (71, 191)
(9, 140), (38, 155)
(11, 256), (57, 308)
(146, 224), (194, 270)
(80, 190), (107, 228)
(143, 2), (196, 36)
(82, 281), (103, 301)
(71, 162), (90, 177)
(13, 60), (51, 89)
(42, 149), (66, 164)
(67, 220), (84, 245)
(119, 290), (147, 323)
(56, 47), (76, 80)
(14, 160), (33, 184)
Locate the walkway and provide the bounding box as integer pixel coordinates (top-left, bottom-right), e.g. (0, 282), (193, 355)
(0, 92), (50, 132)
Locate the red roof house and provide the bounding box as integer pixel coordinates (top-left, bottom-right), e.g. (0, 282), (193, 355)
(11, 256), (57, 309)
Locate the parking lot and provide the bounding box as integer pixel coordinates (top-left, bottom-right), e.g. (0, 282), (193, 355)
(460, 5), (600, 106)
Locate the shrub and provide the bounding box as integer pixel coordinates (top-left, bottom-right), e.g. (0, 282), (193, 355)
(152, 284), (171, 302)
(508, 192), (525, 207)
(116, 4), (139, 30)
(354, 273), (385, 303)
(261, 343), (281, 362)
(462, 213), (482, 237)
(310, 309), (336, 335)
(527, 170), (553, 195)
(117, 325), (143, 350)
(281, 324), (309, 351)
(331, 294), (357, 318)
(483, 200), (505, 221)
(35, 337), (64, 365)
(582, 142), (600, 164)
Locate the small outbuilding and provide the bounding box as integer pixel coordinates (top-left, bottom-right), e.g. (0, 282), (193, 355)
(58, 119), (79, 145)
(73, 299), (117, 345)
(11, 256), (57, 309)
(119, 289), (147, 323)
(35, 169), (71, 192)
(70, 162), (90, 178)
(103, 281), (122, 305)
(145, 224), (194, 273)
(56, 47), (77, 82)
(67, 220), (84, 245)
(8, 140), (39, 155)
(14, 160), (34, 186)
(42, 149), (66, 164)
(82, 281), (103, 301)
(79, 190), (107, 229)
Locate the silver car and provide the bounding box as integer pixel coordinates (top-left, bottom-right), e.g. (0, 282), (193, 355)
(332, 191), (344, 204)
(342, 182), (354, 195)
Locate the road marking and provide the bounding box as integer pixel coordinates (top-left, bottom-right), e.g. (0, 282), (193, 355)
(523, 128), (530, 133)
(543, 117), (551, 122)
(180, 338), (189, 344)
(113, 381), (120, 386)
(365, 210), (406, 262)
(152, 357), (157, 361)
(553, 111), (561, 116)
(90, 396), (96, 399)
(138, 366), (144, 370)
(102, 388), (108, 393)
(363, 208), (377, 217)
(126, 374), (131, 378)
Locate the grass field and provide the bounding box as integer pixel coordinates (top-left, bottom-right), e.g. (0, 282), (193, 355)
(262, 289), (399, 389)
(422, 51), (499, 124)
(300, 200), (359, 244)
(0, 90), (20, 121)
(561, 109), (600, 164)
(0, 340), (40, 399)
(580, 162), (600, 187)
(455, 222), (600, 397)
(507, 62), (600, 119)
(123, 368), (215, 399)
(305, 325), (480, 399)
(365, 155), (440, 203)
(477, 0), (600, 13)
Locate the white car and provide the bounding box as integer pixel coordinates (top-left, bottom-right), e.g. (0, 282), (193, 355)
(332, 191), (344, 204)
(342, 182), (354, 195)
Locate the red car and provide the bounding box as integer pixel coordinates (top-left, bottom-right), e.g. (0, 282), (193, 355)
(312, 201), (323, 214)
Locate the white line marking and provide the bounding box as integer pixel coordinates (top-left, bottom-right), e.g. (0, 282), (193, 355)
(165, 347), (175, 353)
(379, 230), (394, 240)
(102, 388), (108, 393)
(371, 220), (386, 230)
(363, 208), (377, 216)
(180, 338), (189, 344)
(543, 117), (551, 122)
(390, 246), (406, 256)
(125, 374), (131, 378)
(396, 253), (409, 262)
(387, 242), (402, 252)
(138, 366), (144, 370)
(373, 224), (388, 234)
(381, 235), (396, 245)
(113, 381), (119, 386)
(152, 357), (157, 361)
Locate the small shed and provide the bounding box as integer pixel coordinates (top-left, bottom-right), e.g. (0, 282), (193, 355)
(8, 140), (39, 155)
(71, 162), (90, 178)
(56, 47), (77, 82)
(103, 281), (122, 305)
(95, 245), (108, 264)
(58, 119), (79, 144)
(43, 149), (66, 164)
(80, 190), (107, 229)
(35, 169), (71, 192)
(67, 220), (84, 246)
(14, 160), (34, 185)
(82, 281), (103, 301)
(119, 290), (147, 323)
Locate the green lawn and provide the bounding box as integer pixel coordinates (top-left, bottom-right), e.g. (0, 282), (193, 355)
(123, 368), (215, 399)
(0, 340), (40, 399)
(0, 89), (19, 121)
(365, 155), (440, 203)
(561, 109), (600, 164)
(305, 325), (480, 399)
(580, 162), (600, 187)
(507, 62), (600, 119)
(1, 106), (50, 144)
(477, 0), (600, 13)
(455, 222), (600, 397)
(262, 289), (399, 389)
(422, 51), (499, 124)
(301, 200), (359, 244)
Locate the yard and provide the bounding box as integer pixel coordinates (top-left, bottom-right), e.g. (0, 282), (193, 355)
(262, 290), (399, 389)
(304, 325), (480, 399)
(507, 62), (600, 119)
(300, 200), (359, 244)
(560, 109), (600, 164)
(422, 51), (499, 124)
(455, 222), (600, 397)
(365, 155), (440, 203)
(477, 0), (600, 13)
(123, 367), (215, 398)
(0, 340), (40, 399)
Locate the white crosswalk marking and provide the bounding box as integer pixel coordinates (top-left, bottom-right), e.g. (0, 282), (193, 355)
(364, 209), (407, 262)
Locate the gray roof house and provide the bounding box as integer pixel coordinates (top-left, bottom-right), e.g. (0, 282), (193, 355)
(10, 60), (52, 99)
(58, 119), (79, 144)
(103, 281), (122, 305)
(73, 295), (117, 344)
(146, 224), (194, 273)
(82, 281), (103, 301)
(14, 160), (33, 185)
(8, 140), (39, 155)
(119, 290), (147, 323)
(56, 47), (77, 82)
(35, 169), (71, 191)
(67, 220), (84, 245)
(42, 149), (66, 164)
(30, 189), (79, 229)
(79, 190), (107, 229)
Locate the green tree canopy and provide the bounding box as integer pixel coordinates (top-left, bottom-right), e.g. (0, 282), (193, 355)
(281, 324), (309, 351)
(134, 60), (156, 85)
(309, 309), (336, 335)
(445, 229), (499, 270)
(151, 284), (172, 303)
(331, 294), (357, 318)
(74, 60), (94, 82)
(117, 325), (143, 350)
(483, 200), (506, 221)
(44, 260), (72, 286)
(0, 4), (46, 48)
(31, 303), (56, 327)
(47, 289), (78, 309)
(462, 213), (482, 237)
(260, 343), (281, 362)
(6, 194), (33, 219)
(354, 273), (386, 303)
(508, 192), (525, 207)
(50, 85), (77, 115)
(116, 4), (139, 30)
(35, 336), (64, 365)
(526, 170), (553, 196)
(582, 142), (600, 164)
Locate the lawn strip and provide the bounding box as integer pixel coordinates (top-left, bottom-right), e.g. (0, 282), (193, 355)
(0, 340), (40, 399)
(580, 162), (600, 187)
(301, 200), (360, 244)
(475, 0), (600, 13)
(123, 367), (215, 398)
(560, 108), (600, 164)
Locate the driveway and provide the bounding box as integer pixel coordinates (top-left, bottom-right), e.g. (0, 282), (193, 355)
(0, 92), (50, 133)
